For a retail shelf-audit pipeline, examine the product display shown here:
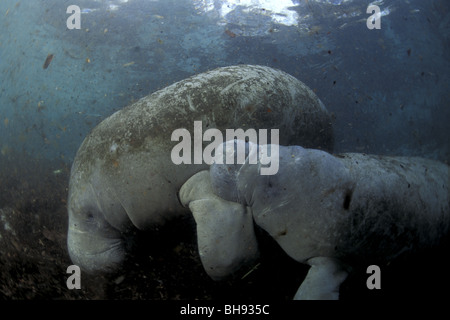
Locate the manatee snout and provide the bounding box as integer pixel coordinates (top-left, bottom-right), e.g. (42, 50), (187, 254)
(67, 192), (126, 274)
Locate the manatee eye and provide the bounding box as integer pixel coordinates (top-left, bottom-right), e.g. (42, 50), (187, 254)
(343, 189), (353, 210)
(86, 211), (95, 221)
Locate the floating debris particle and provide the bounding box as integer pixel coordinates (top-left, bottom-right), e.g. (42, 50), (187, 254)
(114, 275), (125, 284)
(53, 169), (62, 175)
(104, 28), (108, 34)
(55, 122), (67, 132)
(43, 54), (54, 69)
(86, 58), (91, 63)
(241, 263), (260, 280)
(42, 228), (57, 242)
(308, 25), (321, 35)
(1, 145), (11, 156)
(37, 100), (45, 111)
(4, 118), (9, 127)
(407, 48), (411, 56)
(225, 29), (236, 38)
(123, 61), (135, 67)
(5, 8), (9, 16)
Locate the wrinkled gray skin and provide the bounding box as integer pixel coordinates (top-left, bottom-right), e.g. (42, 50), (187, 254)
(67, 65), (334, 273)
(180, 140), (449, 299)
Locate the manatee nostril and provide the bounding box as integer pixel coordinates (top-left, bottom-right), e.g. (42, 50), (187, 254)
(343, 189), (353, 210)
(86, 212), (94, 220)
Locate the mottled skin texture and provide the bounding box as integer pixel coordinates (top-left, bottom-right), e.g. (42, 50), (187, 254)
(67, 65), (334, 273)
(180, 141), (449, 299)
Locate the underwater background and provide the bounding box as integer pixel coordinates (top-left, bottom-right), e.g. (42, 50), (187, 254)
(0, 0), (449, 300)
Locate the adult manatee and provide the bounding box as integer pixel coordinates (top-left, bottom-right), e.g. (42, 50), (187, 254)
(67, 65), (334, 273)
(180, 140), (449, 299)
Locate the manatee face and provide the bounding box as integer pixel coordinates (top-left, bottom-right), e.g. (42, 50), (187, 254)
(67, 176), (126, 273)
(67, 65), (335, 273)
(209, 141), (354, 262)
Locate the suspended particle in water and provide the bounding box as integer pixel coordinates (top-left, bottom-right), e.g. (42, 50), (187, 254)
(43, 54), (54, 69)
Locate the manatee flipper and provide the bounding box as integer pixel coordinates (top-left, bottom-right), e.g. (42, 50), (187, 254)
(179, 171), (259, 280)
(294, 257), (349, 300)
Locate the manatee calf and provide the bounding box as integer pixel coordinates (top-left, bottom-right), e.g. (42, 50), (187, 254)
(180, 140), (449, 299)
(67, 65), (334, 273)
